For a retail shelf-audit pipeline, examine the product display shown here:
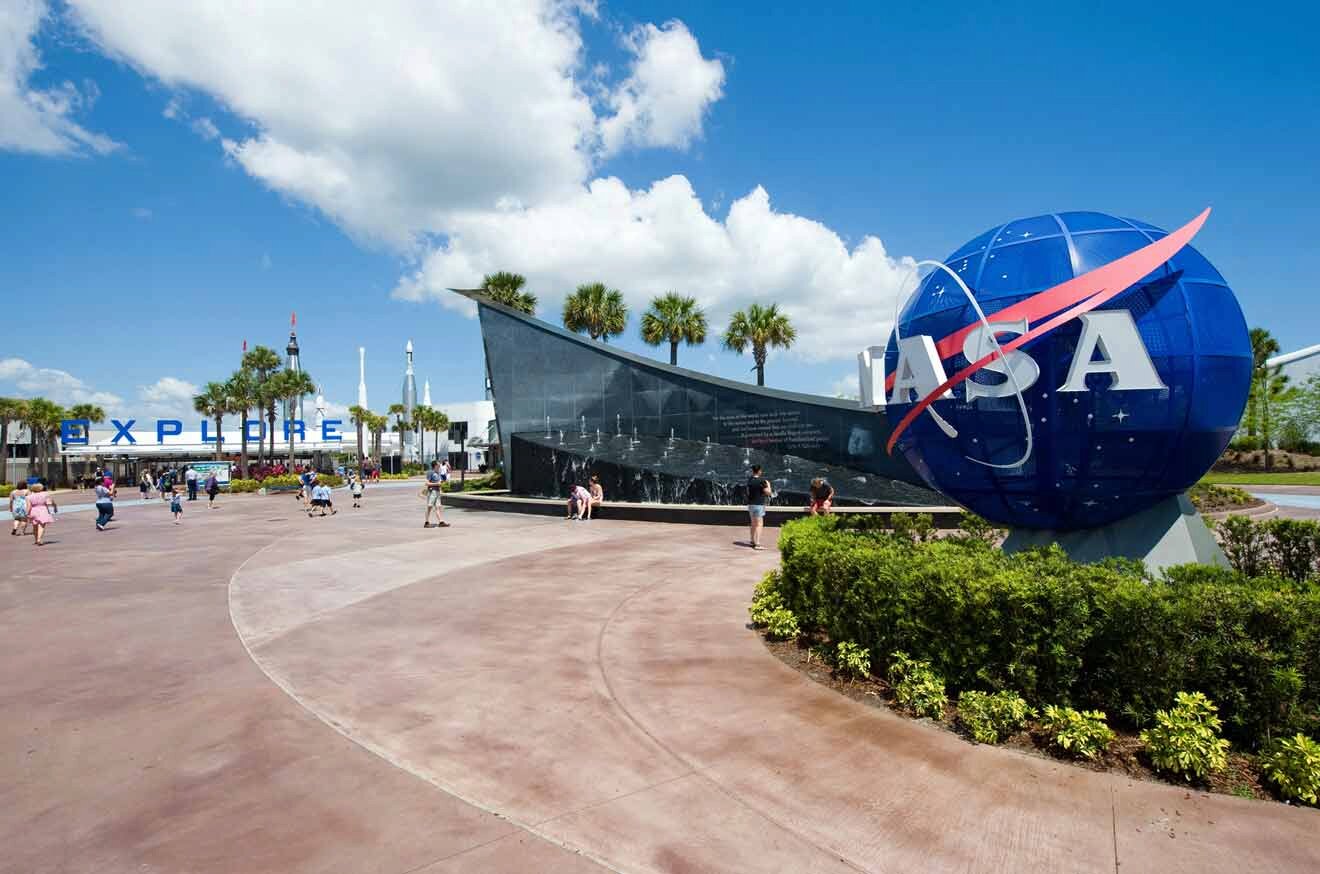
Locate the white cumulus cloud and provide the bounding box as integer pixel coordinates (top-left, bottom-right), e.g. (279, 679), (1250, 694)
(393, 177), (916, 360)
(68, 0), (600, 246)
(53, 3), (914, 365)
(0, 0), (119, 156)
(0, 357), (124, 408)
(599, 21), (724, 157)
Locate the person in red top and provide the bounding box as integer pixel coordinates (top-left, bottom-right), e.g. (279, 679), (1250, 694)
(808, 478), (835, 516)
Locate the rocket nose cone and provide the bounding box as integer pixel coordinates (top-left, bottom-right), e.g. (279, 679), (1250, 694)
(406, 339), (414, 353)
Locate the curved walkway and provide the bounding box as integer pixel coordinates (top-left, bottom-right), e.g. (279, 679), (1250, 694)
(2, 490), (1316, 872)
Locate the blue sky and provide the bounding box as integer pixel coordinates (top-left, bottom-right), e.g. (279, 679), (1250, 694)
(2, 0), (1316, 421)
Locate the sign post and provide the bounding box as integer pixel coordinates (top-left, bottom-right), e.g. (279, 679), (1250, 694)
(449, 421), (468, 486)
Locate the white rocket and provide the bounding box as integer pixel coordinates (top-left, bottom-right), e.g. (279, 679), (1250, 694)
(423, 379), (432, 408)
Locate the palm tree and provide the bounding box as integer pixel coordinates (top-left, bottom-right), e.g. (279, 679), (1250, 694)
(67, 403), (105, 485)
(413, 406), (450, 466)
(227, 370), (257, 477)
(563, 282), (628, 342)
(272, 369), (317, 467)
(481, 271), (537, 314)
(349, 404), (369, 467)
(24, 398), (66, 484)
(243, 344), (282, 465)
(367, 412), (388, 461)
(0, 397), (27, 484)
(723, 303), (797, 387)
(1246, 328), (1280, 439)
(193, 382), (231, 461)
(641, 292), (708, 366)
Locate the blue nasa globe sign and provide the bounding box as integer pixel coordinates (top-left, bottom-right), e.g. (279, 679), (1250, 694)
(883, 210), (1251, 530)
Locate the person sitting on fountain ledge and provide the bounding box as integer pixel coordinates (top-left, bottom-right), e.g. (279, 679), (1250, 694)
(566, 483), (591, 520)
(808, 478), (835, 516)
(586, 475), (604, 520)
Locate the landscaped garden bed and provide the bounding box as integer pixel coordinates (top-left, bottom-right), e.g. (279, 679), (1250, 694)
(750, 514), (1320, 807)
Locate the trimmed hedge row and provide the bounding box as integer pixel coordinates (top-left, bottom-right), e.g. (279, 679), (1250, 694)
(229, 473), (345, 493)
(774, 516), (1320, 747)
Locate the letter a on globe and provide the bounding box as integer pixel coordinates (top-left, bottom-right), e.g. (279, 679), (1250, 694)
(889, 335), (951, 405)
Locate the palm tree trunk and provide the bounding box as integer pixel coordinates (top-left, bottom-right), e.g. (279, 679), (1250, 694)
(267, 407), (277, 461)
(670, 341), (678, 366)
(754, 346), (767, 386)
(286, 404), (296, 468)
(239, 408), (249, 478)
(215, 414), (224, 461)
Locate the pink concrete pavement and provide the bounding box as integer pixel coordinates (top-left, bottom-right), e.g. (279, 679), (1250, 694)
(3, 487), (1317, 872)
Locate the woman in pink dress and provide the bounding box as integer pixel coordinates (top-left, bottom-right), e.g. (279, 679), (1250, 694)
(25, 482), (57, 546)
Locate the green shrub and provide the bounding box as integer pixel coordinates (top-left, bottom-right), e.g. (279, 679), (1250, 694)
(228, 478), (261, 493)
(0, 483), (14, 498)
(764, 607), (800, 641)
(955, 512), (1003, 545)
(1215, 515), (1269, 578)
(958, 690), (1033, 744)
(1139, 692), (1231, 780)
(1040, 705), (1115, 760)
(890, 652), (947, 719)
(834, 641), (871, 680)
(1216, 514), (1320, 582)
(1265, 519), (1320, 582)
(1261, 733), (1320, 805)
(771, 516), (1320, 748)
(1187, 482), (1254, 513)
(748, 572), (785, 627)
(380, 472), (413, 479)
(890, 512), (935, 543)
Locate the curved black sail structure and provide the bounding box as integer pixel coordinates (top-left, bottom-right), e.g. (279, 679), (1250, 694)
(464, 290), (942, 507)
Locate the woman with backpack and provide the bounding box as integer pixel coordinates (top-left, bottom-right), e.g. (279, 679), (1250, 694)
(205, 471), (221, 508)
(9, 482), (31, 536)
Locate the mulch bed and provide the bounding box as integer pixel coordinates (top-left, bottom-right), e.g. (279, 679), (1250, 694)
(759, 630), (1274, 803)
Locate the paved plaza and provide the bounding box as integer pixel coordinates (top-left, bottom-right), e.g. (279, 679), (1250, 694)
(2, 488), (1317, 873)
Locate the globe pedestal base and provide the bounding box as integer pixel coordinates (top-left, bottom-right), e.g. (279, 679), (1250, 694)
(1002, 494), (1227, 573)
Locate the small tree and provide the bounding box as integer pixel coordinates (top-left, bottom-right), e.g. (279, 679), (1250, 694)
(563, 282), (628, 342)
(193, 382), (231, 461)
(243, 345), (282, 465)
(641, 292), (708, 366)
(0, 397), (28, 484)
(723, 303), (796, 387)
(67, 403), (105, 485)
(271, 369), (317, 467)
(349, 404), (369, 467)
(227, 369), (257, 477)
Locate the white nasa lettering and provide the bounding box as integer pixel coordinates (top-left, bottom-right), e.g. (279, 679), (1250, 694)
(961, 319), (1041, 402)
(889, 335), (951, 405)
(1057, 311), (1166, 393)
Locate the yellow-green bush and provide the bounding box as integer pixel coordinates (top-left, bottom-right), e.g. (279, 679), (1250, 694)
(1139, 692), (1231, 780)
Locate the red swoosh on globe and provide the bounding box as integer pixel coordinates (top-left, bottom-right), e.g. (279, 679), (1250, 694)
(884, 208), (1210, 455)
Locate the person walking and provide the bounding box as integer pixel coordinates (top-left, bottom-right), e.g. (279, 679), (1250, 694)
(185, 466), (198, 501)
(746, 464), (772, 550)
(423, 460), (450, 528)
(8, 481), (31, 536)
(205, 471), (221, 508)
(169, 486), (183, 524)
(139, 469), (153, 500)
(25, 482), (57, 546)
(94, 479), (115, 531)
(350, 475), (364, 508)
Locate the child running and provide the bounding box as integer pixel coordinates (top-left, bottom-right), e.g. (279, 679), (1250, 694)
(9, 481), (31, 536)
(170, 486), (183, 524)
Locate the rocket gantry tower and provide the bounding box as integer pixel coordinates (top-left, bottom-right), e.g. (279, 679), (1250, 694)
(402, 339), (418, 462)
